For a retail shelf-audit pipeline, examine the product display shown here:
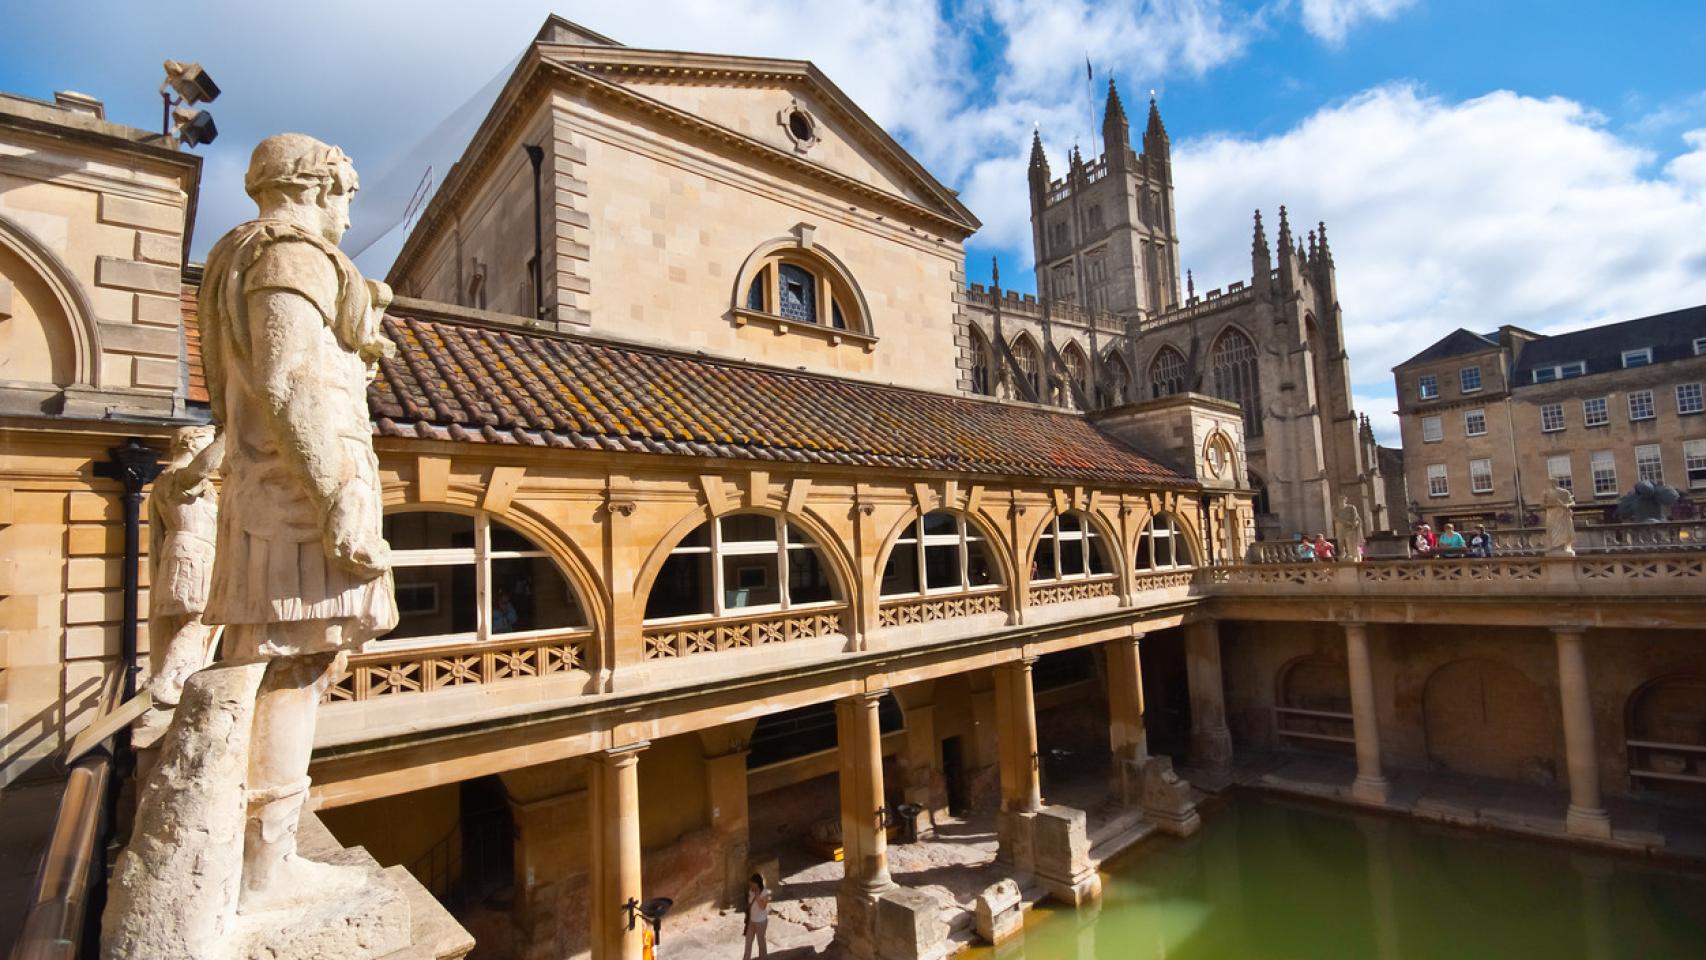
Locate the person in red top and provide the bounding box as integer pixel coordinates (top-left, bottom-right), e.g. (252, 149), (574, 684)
(1312, 533), (1336, 561)
(1412, 523), (1437, 558)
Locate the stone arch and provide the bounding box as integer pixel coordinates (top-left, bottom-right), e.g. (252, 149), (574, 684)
(1275, 654), (1352, 753)
(0, 211), (102, 387)
(873, 505), (1016, 594)
(1625, 673), (1706, 797)
(632, 504), (858, 623)
(1148, 343), (1188, 398)
(1422, 658), (1556, 782)
(732, 234), (874, 335)
(1133, 511), (1197, 570)
(1022, 507), (1122, 582)
(1208, 324), (1262, 438)
(1009, 332), (1043, 398)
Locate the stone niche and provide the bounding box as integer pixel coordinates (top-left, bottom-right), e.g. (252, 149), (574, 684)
(1091, 392), (1248, 492)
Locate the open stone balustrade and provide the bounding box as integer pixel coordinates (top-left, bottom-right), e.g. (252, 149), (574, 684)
(642, 606), (848, 659)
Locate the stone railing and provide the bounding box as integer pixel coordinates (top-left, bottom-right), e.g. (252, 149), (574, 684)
(325, 631), (593, 702)
(877, 590), (1005, 628)
(642, 606), (847, 660)
(1130, 568), (1197, 592)
(1207, 553), (1706, 596)
(1247, 521), (1706, 564)
(1028, 575), (1118, 607)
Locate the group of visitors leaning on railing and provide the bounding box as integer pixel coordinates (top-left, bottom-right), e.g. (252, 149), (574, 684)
(1249, 519), (1706, 564)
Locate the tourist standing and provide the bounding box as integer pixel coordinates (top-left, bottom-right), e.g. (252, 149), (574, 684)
(1412, 523), (1435, 558)
(1468, 524), (1495, 558)
(1437, 523), (1466, 557)
(1313, 533), (1336, 562)
(1295, 536), (1316, 562)
(743, 873), (771, 960)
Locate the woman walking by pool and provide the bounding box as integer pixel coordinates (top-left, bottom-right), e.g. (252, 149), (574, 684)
(743, 872), (771, 960)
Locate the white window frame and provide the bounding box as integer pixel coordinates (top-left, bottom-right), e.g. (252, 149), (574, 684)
(880, 512), (1003, 599)
(1464, 408), (1487, 437)
(1135, 513), (1194, 571)
(1685, 439), (1706, 489)
(1622, 347), (1653, 368)
(1635, 444), (1664, 484)
(1030, 512), (1113, 584)
(1546, 455), (1573, 493)
(379, 511), (587, 652)
(1469, 458), (1494, 494)
(1460, 365), (1482, 394)
(1534, 361), (1587, 383)
(1583, 397), (1609, 427)
(1421, 415), (1442, 443)
(1426, 463), (1449, 498)
(644, 515), (841, 625)
(1628, 389), (1656, 422)
(1540, 403), (1565, 433)
(1591, 451), (1618, 498)
(1417, 374), (1439, 400)
(1677, 383), (1703, 416)
(1695, 337), (1706, 356)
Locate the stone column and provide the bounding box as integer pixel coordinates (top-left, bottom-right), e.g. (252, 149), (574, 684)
(1344, 623), (1390, 804)
(835, 691), (895, 958)
(1105, 634), (1148, 805)
(1185, 620), (1233, 772)
(993, 658), (1043, 869)
(590, 743), (647, 960)
(1554, 627), (1612, 838)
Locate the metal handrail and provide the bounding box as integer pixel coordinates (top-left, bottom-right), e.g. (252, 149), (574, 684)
(10, 749), (112, 960)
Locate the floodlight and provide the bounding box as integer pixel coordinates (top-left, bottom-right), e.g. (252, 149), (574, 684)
(172, 106), (218, 147)
(163, 60), (220, 105)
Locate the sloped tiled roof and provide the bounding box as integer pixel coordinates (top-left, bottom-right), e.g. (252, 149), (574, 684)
(367, 310), (1185, 486)
(1394, 328), (1499, 369)
(1511, 304), (1706, 382)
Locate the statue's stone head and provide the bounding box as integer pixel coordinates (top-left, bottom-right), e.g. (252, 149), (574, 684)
(170, 424), (217, 461)
(244, 133), (359, 244)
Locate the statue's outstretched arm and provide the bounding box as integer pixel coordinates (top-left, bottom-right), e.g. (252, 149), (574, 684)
(246, 288), (387, 579)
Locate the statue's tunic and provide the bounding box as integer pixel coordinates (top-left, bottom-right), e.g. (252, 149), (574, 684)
(149, 483), (217, 617)
(199, 220), (396, 658)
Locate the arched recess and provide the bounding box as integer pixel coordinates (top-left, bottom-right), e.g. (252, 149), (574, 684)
(875, 507), (1011, 599)
(636, 507), (855, 624)
(1209, 325), (1262, 439)
(1148, 344), (1188, 398)
(1026, 509), (1118, 584)
(0, 211), (102, 387)
(1010, 333), (1042, 399)
(1625, 674), (1706, 797)
(1247, 468), (1272, 517)
(1422, 658), (1556, 781)
(732, 235), (873, 335)
(1275, 654), (1353, 753)
(968, 325), (995, 396)
(378, 504), (602, 650)
(1099, 350), (1131, 407)
(1060, 342), (1089, 409)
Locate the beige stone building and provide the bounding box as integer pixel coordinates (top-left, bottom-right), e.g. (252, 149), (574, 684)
(2, 16), (1704, 960)
(1393, 306), (1706, 529)
(955, 85), (1388, 543)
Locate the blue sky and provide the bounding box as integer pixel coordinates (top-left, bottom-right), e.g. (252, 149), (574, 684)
(4, 1), (1704, 442)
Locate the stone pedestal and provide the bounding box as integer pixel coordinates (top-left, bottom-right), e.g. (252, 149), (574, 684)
(974, 879), (1023, 946)
(1031, 806), (1100, 907)
(995, 809), (1038, 873)
(1138, 756), (1201, 837)
(874, 887), (949, 960)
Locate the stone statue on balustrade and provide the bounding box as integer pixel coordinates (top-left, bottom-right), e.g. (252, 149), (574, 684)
(104, 134), (422, 960)
(1334, 495), (1365, 562)
(146, 425), (224, 706)
(1543, 483), (1577, 557)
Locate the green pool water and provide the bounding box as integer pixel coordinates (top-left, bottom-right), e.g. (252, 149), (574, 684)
(988, 796), (1706, 960)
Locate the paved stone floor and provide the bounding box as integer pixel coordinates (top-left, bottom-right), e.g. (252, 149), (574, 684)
(0, 777), (68, 955)
(1206, 751), (1706, 861)
(662, 775), (1157, 960)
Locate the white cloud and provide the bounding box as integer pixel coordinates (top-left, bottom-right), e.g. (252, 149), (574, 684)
(1299, 0), (1417, 45)
(1169, 85), (1706, 444)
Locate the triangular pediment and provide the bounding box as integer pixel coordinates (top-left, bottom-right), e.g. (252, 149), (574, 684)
(538, 43), (978, 233)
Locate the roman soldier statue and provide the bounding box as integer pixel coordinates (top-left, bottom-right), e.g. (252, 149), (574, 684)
(146, 425), (223, 706)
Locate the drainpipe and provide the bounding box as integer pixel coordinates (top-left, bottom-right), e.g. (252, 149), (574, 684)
(523, 144), (545, 323)
(92, 438), (162, 705)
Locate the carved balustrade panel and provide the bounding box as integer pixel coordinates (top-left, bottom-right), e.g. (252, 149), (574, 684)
(642, 606), (848, 660)
(1131, 569), (1197, 591)
(325, 631), (592, 702)
(1577, 556), (1706, 581)
(1359, 560), (1544, 584)
(877, 591), (1006, 628)
(1029, 576), (1118, 607)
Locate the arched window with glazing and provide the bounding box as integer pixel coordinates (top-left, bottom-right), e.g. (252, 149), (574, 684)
(1210, 327), (1263, 438)
(1011, 335), (1042, 398)
(1149, 345), (1188, 398)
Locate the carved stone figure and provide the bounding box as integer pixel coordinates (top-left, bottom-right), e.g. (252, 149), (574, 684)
(146, 425), (223, 705)
(1334, 495), (1364, 562)
(1543, 483), (1577, 557)
(105, 134), (407, 960)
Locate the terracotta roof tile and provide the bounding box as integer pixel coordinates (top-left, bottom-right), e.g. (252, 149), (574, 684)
(369, 310), (1185, 487)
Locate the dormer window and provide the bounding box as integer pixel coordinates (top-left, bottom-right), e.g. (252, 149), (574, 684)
(1622, 347), (1652, 368)
(734, 234), (873, 346)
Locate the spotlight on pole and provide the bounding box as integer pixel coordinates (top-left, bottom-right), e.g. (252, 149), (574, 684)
(159, 60), (220, 148)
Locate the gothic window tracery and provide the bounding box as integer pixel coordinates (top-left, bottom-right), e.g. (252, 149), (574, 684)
(1011, 335), (1042, 398)
(1149, 345), (1188, 398)
(1062, 343), (1088, 408)
(969, 327), (993, 396)
(1209, 327), (1263, 438)
(1100, 351), (1131, 407)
